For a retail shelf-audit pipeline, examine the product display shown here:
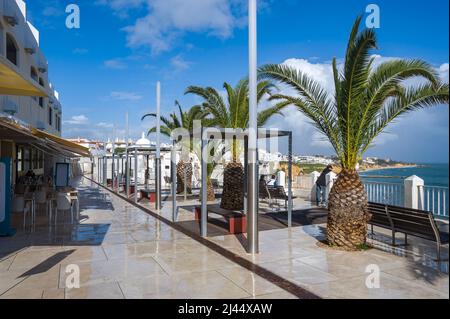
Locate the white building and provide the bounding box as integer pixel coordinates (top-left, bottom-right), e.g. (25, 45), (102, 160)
(1, 1), (87, 186)
(0, 0), (62, 135)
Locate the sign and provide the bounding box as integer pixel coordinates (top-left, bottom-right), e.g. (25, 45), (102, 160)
(55, 163), (70, 187)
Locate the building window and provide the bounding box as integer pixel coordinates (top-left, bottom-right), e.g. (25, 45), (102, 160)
(38, 78), (45, 107)
(38, 150), (44, 169)
(16, 147), (23, 173)
(54, 115), (61, 132)
(0, 22), (4, 56)
(6, 33), (18, 66)
(48, 107), (53, 126)
(31, 67), (38, 81)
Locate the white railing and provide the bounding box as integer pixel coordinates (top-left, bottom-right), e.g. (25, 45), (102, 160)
(363, 181), (404, 207)
(418, 185), (449, 219)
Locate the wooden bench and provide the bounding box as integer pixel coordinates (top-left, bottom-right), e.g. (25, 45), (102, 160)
(368, 202), (449, 261)
(267, 186), (296, 209)
(139, 189), (156, 202)
(194, 206), (246, 234)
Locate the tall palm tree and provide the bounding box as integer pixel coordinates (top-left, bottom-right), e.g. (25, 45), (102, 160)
(260, 16), (449, 250)
(186, 78), (287, 210)
(142, 101), (209, 195)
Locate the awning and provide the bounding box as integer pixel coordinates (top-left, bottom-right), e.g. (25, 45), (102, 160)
(31, 128), (91, 157)
(0, 56), (48, 97)
(0, 117), (90, 158)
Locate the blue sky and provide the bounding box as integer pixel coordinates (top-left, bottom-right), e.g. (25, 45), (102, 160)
(26, 0), (449, 163)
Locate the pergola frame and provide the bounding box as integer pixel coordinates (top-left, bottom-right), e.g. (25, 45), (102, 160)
(170, 127), (294, 244)
(98, 145), (172, 203)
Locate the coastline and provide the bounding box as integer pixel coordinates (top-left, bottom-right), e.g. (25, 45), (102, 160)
(359, 164), (419, 173)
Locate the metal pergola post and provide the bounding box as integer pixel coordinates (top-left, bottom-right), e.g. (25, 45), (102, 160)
(116, 155), (120, 193)
(125, 112), (129, 197)
(288, 132), (293, 227)
(200, 127), (207, 237)
(103, 156), (107, 186)
(155, 81), (162, 210)
(126, 149), (130, 197)
(244, 136), (248, 215)
(247, 0), (259, 254)
(171, 145), (177, 221)
(134, 151), (138, 203)
(97, 157), (100, 183)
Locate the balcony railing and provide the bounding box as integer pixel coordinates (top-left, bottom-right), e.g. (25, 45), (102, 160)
(418, 185), (449, 219)
(363, 181), (404, 207)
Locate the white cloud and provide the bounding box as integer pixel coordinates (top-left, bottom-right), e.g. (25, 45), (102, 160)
(439, 63), (449, 82)
(42, 6), (64, 17)
(64, 115), (89, 125)
(95, 0), (145, 18)
(110, 91), (143, 101)
(104, 59), (128, 69)
(171, 54), (191, 71)
(267, 56), (449, 156)
(122, 0), (246, 54)
(96, 122), (114, 128)
(73, 48), (89, 55)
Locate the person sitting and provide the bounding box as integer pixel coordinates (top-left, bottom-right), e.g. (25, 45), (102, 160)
(267, 175), (277, 187)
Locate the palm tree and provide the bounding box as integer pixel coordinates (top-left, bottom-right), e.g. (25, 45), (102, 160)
(260, 16), (449, 250)
(186, 78), (287, 210)
(142, 101), (208, 195)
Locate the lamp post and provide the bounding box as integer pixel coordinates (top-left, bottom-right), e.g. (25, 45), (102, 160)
(247, 0), (259, 254)
(155, 81), (162, 210)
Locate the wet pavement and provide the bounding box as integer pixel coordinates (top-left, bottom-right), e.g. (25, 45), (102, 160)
(0, 177), (448, 299)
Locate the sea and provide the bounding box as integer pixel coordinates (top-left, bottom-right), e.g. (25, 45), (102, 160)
(359, 163), (449, 188)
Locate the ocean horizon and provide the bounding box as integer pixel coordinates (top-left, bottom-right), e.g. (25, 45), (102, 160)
(359, 163), (449, 188)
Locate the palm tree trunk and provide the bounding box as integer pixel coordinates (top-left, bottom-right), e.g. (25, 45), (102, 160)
(200, 179), (216, 202)
(220, 161), (244, 210)
(176, 160), (192, 194)
(326, 169), (370, 250)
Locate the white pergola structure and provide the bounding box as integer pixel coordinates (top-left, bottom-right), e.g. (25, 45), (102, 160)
(170, 127), (294, 253)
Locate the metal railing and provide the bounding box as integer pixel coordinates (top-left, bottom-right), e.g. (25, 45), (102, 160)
(418, 185), (449, 219)
(363, 181), (404, 207)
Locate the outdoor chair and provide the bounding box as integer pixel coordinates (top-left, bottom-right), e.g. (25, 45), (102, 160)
(12, 195), (31, 229)
(259, 182), (272, 204)
(55, 193), (74, 226)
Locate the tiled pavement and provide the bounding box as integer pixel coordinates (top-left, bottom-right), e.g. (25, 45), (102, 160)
(0, 177), (448, 299)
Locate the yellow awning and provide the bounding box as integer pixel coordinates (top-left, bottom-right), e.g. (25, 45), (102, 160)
(0, 56), (48, 97)
(31, 128), (91, 157)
